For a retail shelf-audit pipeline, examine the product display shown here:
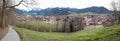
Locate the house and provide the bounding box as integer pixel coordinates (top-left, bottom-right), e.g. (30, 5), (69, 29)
(49, 16), (57, 24)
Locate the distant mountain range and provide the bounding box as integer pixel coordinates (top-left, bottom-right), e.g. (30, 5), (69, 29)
(16, 6), (110, 16)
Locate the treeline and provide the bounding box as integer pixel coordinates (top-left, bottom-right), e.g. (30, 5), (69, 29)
(15, 16), (85, 33)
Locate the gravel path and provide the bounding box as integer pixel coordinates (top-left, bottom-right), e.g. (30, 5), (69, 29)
(1, 26), (20, 41)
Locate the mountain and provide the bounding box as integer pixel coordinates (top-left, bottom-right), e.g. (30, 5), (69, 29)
(77, 6), (109, 13)
(14, 8), (28, 14)
(16, 6), (110, 16)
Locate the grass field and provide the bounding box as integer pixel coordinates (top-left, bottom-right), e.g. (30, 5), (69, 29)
(14, 24), (120, 41)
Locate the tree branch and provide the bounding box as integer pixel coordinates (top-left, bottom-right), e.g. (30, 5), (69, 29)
(6, 0), (24, 8)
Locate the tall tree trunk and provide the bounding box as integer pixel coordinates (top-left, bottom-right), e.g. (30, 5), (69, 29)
(1, 0), (6, 28)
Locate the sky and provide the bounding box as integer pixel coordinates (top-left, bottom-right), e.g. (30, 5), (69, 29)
(15, 0), (113, 11)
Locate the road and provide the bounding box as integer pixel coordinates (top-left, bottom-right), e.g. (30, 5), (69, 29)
(1, 26), (21, 41)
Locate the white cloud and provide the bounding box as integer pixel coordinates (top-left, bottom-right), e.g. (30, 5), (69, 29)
(16, 0), (113, 11)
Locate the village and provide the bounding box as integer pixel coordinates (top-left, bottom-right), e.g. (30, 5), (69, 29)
(15, 13), (113, 26)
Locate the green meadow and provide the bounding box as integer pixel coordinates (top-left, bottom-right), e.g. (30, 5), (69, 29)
(14, 24), (120, 41)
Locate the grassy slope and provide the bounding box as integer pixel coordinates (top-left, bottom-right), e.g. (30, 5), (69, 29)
(14, 25), (120, 41)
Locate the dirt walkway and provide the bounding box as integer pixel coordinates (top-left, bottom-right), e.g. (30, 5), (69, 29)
(1, 26), (20, 41)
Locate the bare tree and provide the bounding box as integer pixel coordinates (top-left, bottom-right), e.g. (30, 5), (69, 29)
(0, 0), (7, 28)
(0, 0), (36, 28)
(56, 16), (60, 31)
(111, 0), (120, 24)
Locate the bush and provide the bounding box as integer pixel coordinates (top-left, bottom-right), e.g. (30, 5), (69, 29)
(63, 16), (85, 32)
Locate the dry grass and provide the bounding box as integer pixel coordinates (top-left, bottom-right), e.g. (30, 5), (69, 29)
(0, 27), (9, 40)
